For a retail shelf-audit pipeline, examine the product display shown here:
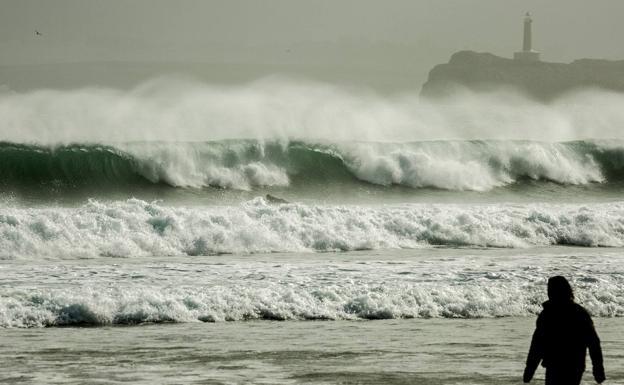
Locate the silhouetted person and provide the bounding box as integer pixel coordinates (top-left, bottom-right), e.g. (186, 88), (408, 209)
(523, 276), (605, 384)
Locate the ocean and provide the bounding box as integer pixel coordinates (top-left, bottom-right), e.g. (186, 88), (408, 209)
(1, 81), (623, 383)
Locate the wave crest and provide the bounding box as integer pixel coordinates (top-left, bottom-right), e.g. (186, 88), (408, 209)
(0, 139), (620, 192)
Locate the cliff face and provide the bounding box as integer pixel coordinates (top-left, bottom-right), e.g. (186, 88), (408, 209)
(421, 51), (624, 100)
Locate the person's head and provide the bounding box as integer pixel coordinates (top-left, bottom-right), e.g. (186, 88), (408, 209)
(547, 276), (574, 302)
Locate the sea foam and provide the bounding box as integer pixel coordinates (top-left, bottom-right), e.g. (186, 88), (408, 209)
(2, 198), (624, 260)
(2, 253), (622, 328)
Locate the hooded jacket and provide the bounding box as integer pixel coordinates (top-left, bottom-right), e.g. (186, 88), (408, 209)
(524, 299), (604, 380)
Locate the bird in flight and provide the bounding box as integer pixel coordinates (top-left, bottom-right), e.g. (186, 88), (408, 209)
(35, 30), (42, 36)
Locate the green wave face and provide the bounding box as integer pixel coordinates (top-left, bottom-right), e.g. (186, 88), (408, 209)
(0, 139), (623, 196)
(0, 142), (147, 186)
(0, 140), (349, 190)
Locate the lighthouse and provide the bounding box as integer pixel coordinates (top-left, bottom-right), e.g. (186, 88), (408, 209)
(514, 12), (540, 62)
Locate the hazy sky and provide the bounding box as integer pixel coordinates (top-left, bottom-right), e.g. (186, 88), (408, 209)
(2, 0), (624, 87)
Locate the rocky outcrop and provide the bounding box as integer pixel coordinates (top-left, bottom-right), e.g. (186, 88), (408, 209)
(421, 51), (624, 100)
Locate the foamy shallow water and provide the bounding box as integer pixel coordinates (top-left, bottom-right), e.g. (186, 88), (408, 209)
(1, 317), (622, 384)
(2, 244), (623, 383)
(1, 247), (623, 327)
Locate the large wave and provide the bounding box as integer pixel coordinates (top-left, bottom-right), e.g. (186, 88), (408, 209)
(3, 77), (624, 193)
(0, 139), (622, 192)
(2, 198), (624, 260)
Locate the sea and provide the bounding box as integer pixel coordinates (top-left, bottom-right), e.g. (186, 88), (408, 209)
(0, 79), (623, 384)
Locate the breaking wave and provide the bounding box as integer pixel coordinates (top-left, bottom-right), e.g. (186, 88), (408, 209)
(2, 198), (624, 260)
(2, 268), (622, 327)
(0, 139), (622, 191)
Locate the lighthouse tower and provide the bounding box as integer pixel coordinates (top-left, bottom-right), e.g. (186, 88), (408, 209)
(514, 12), (540, 62)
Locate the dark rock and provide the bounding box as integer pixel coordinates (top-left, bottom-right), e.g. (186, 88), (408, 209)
(421, 51), (624, 101)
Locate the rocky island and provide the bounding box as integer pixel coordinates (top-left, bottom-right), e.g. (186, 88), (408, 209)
(421, 13), (624, 100)
(420, 51), (624, 100)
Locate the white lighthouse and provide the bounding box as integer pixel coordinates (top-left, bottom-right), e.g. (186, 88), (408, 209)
(514, 12), (540, 62)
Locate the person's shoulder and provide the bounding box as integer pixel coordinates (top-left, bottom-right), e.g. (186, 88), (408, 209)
(537, 300), (553, 313)
(572, 302), (590, 313)
(536, 302), (550, 324)
(571, 303), (594, 321)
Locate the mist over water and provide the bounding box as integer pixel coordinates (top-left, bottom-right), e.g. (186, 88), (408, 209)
(2, 76), (624, 143)
(2, 77), (624, 199)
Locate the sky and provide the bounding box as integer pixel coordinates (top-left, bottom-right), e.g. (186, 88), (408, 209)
(1, 0), (624, 89)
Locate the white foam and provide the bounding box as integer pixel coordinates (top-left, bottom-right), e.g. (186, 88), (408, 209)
(116, 140), (609, 190)
(1, 256), (622, 327)
(127, 143), (290, 189)
(0, 285), (535, 327)
(338, 141), (604, 191)
(2, 199), (624, 260)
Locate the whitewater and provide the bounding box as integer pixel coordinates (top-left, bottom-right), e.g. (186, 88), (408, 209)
(1, 78), (623, 335)
(3, 198), (624, 261)
(0, 139), (619, 192)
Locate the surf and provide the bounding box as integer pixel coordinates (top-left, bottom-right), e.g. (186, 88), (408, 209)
(0, 139), (622, 193)
(3, 197), (624, 260)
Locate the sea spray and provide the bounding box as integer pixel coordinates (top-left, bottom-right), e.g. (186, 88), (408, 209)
(3, 77), (624, 144)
